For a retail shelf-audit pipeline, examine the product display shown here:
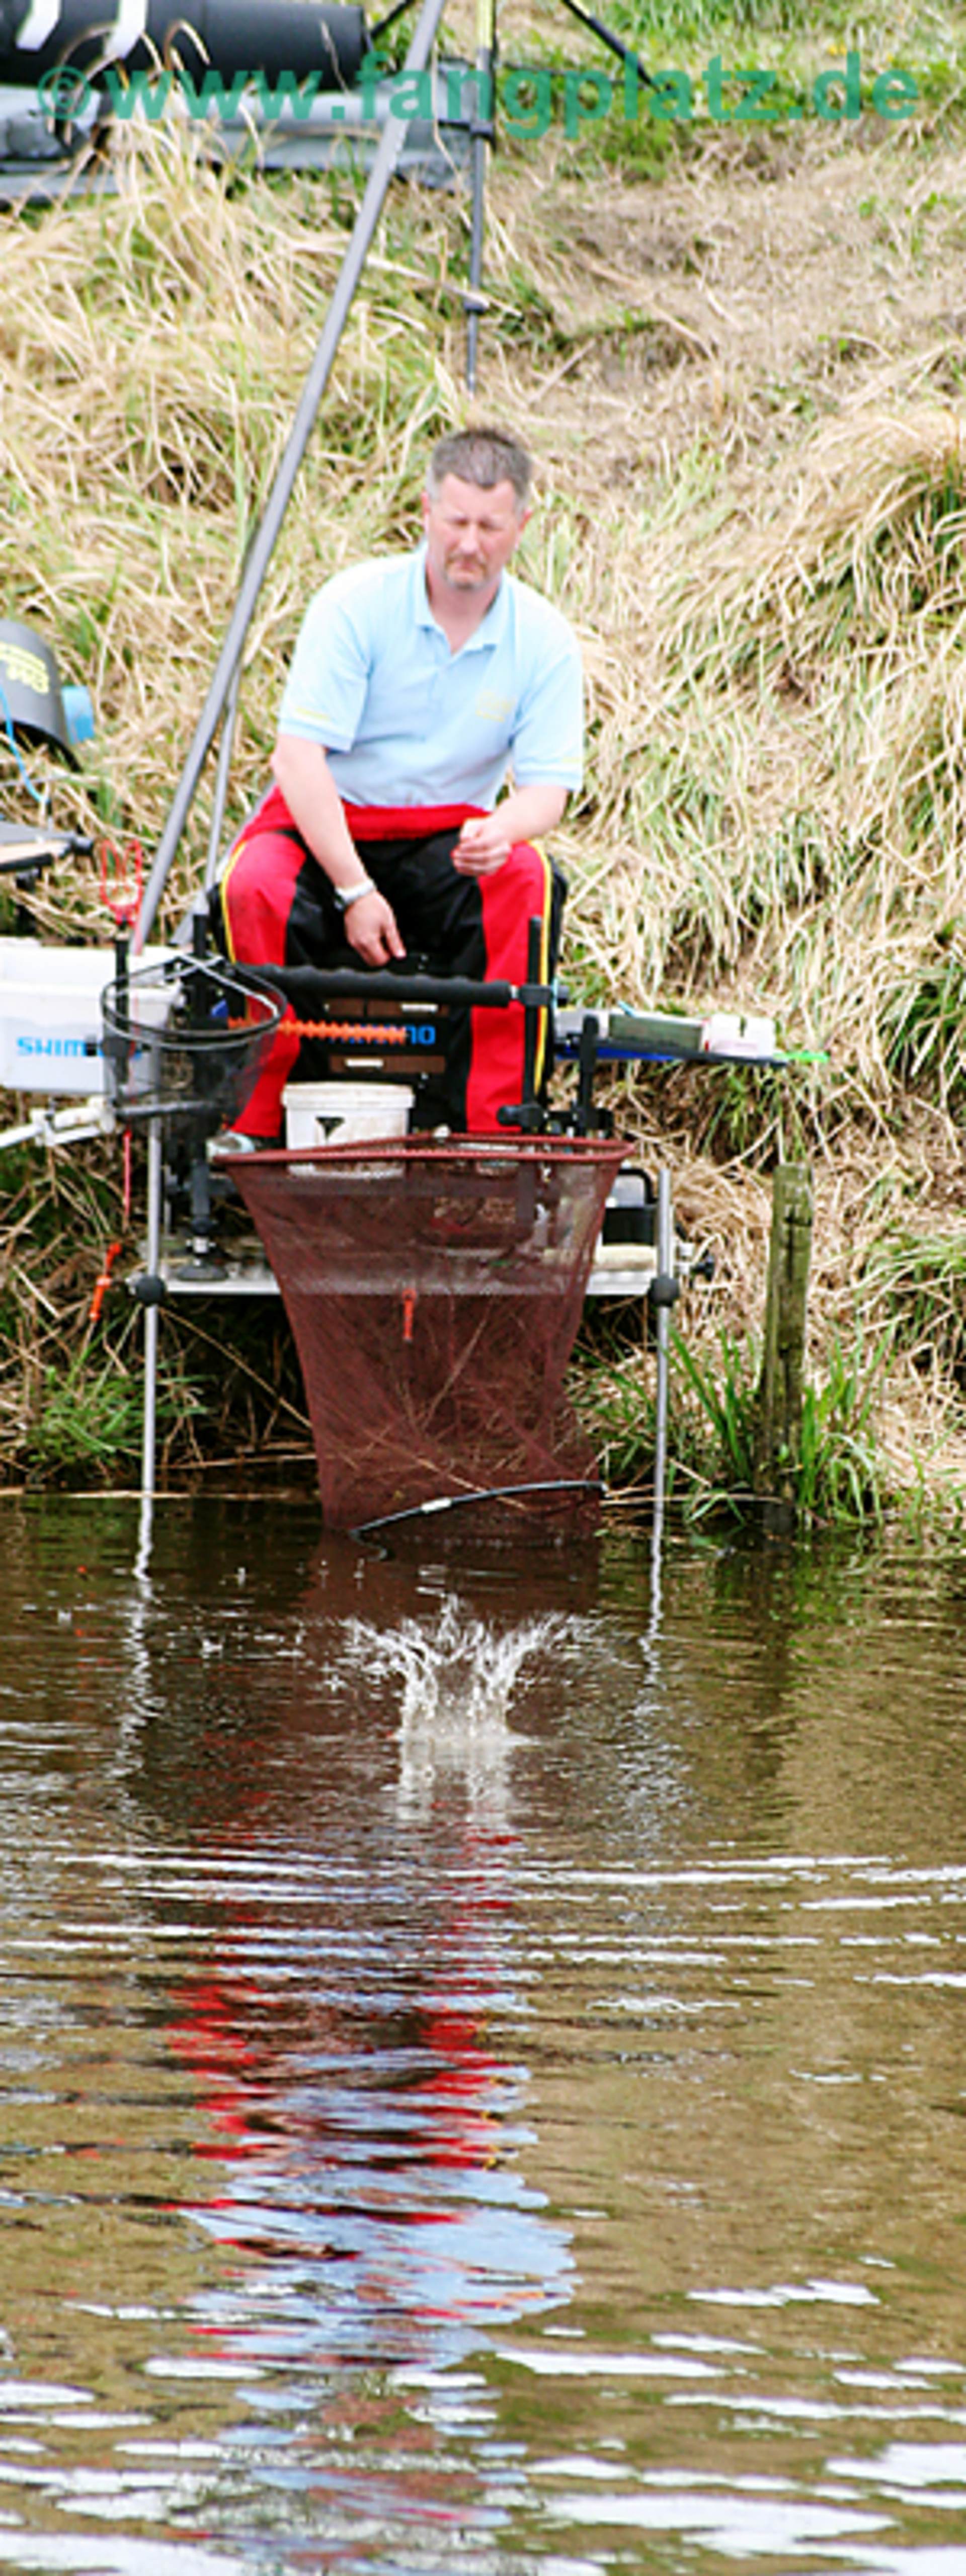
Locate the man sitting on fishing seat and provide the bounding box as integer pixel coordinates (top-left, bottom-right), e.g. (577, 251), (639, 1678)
(215, 424), (583, 1139)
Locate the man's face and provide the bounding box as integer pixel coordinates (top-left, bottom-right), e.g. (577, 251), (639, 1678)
(422, 473), (528, 595)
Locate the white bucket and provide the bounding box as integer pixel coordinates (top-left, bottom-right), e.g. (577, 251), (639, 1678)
(282, 1081), (414, 1148)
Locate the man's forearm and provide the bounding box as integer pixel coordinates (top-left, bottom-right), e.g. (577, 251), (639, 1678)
(272, 736), (371, 894)
(498, 784), (569, 843)
(272, 733), (404, 963)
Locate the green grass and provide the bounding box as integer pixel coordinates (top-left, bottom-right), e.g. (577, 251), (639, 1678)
(671, 1325), (886, 1524)
(24, 1353), (145, 1476)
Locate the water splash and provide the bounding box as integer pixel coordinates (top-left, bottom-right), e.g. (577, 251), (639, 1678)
(343, 1598), (578, 1728)
(341, 1601), (583, 1822)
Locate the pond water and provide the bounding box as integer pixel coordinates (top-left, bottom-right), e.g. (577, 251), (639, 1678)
(1, 1496), (965, 2573)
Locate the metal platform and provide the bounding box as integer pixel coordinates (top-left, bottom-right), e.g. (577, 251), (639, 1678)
(150, 1229), (671, 1303)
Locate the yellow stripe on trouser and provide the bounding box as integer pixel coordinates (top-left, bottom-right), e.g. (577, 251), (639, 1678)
(530, 839), (554, 1097)
(216, 838), (249, 965)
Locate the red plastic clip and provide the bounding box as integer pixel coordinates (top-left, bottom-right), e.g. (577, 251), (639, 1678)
(91, 1240), (122, 1322)
(402, 1289), (417, 1345)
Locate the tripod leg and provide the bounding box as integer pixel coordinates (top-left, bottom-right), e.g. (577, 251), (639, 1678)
(553, 0), (652, 90)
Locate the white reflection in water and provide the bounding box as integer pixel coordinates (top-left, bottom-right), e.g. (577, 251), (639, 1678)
(691, 2280), (879, 2309)
(0, 2537), (244, 2574)
(544, 2483), (887, 2548)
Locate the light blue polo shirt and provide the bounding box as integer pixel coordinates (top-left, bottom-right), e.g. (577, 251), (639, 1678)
(277, 545), (583, 809)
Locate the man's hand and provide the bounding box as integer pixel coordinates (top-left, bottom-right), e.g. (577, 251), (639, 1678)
(453, 815), (513, 875)
(344, 888), (406, 967)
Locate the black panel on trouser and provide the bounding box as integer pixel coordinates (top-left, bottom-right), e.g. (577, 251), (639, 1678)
(282, 829), (484, 1130)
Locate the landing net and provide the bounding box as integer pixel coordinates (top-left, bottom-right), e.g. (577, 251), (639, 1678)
(228, 1136), (627, 1530)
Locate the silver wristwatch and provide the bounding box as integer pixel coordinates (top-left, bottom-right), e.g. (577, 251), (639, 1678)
(331, 875), (376, 914)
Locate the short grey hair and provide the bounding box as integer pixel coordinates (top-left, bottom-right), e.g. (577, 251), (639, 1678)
(426, 426), (532, 510)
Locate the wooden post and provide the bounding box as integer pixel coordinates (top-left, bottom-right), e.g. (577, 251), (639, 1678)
(753, 1162), (814, 1519)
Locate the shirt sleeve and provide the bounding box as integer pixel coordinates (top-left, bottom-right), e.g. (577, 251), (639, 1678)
(509, 623), (584, 791)
(277, 581), (372, 750)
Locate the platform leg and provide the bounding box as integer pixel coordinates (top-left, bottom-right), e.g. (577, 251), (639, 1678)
(135, 1117), (163, 1582)
(649, 1167), (675, 1631)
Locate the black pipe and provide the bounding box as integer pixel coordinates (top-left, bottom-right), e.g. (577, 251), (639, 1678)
(550, 0), (654, 89)
(369, 0), (416, 37)
(0, 0), (368, 85)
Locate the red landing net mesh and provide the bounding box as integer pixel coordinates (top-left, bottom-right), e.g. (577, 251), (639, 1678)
(229, 1136), (628, 1529)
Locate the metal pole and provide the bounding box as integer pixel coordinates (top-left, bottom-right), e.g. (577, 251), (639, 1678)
(203, 659), (242, 895)
(464, 0), (496, 391)
(133, 0), (452, 954)
(650, 1166), (674, 1622)
(134, 1116), (163, 1581)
